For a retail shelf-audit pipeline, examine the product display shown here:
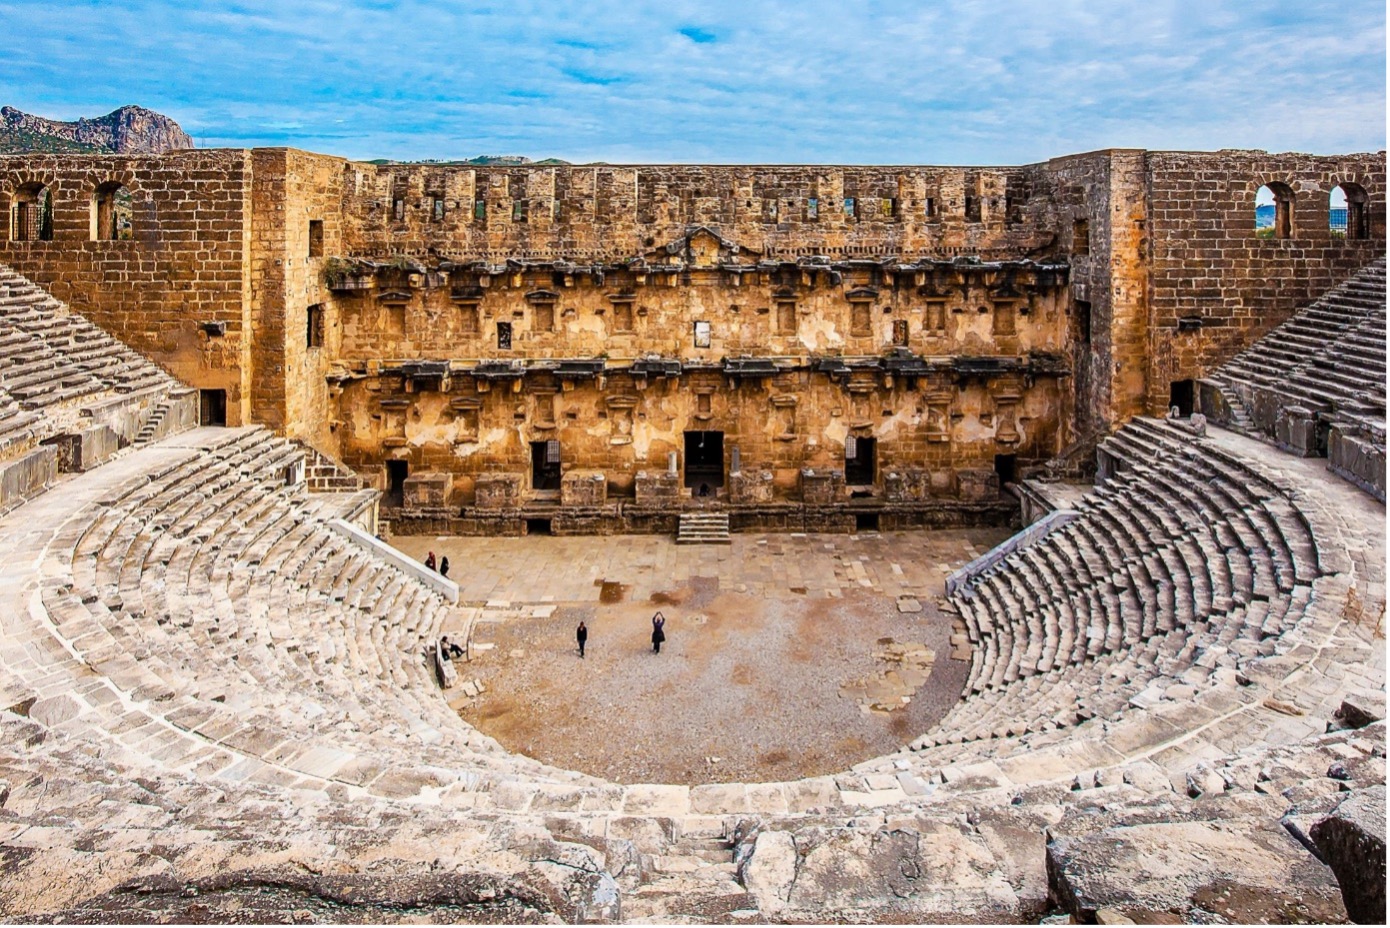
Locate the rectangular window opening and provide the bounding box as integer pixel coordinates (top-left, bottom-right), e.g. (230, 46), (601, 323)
(1073, 218), (1090, 256)
(308, 220), (323, 258)
(306, 303), (324, 348)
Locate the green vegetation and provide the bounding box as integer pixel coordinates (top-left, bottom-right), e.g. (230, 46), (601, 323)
(0, 129), (109, 154)
(321, 257), (364, 288)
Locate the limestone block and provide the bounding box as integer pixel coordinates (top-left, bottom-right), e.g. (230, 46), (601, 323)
(473, 472), (524, 509)
(1336, 691), (1386, 729)
(799, 468), (844, 505)
(634, 470), (681, 504)
(561, 469), (607, 507)
(728, 468), (774, 504)
(739, 830), (797, 913)
(1047, 809), (1346, 922)
(1310, 789), (1386, 924)
(1274, 405), (1319, 457)
(403, 472), (452, 509)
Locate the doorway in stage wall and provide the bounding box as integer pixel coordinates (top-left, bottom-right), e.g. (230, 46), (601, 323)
(845, 435), (876, 486)
(684, 431), (724, 496)
(531, 440), (562, 491)
(385, 459), (408, 507)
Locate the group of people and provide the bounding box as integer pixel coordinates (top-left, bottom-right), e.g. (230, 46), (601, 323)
(575, 612), (666, 658)
(423, 551), (450, 577)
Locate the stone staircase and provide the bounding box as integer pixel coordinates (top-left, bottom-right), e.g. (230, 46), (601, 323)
(132, 401), (170, 446)
(677, 510), (731, 544)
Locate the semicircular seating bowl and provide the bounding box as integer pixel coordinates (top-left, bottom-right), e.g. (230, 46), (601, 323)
(0, 266), (1383, 923)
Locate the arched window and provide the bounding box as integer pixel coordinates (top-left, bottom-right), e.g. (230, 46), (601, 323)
(1330, 183), (1370, 240)
(10, 182), (53, 241)
(91, 182), (134, 241)
(1255, 182), (1295, 239)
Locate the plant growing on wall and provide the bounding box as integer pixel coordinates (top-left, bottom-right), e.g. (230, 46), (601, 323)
(321, 256), (361, 288)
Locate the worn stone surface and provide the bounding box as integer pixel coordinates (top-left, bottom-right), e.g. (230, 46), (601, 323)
(1310, 789), (1386, 924)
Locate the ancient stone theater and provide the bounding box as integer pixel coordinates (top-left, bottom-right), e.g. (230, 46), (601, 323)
(0, 145), (1385, 923)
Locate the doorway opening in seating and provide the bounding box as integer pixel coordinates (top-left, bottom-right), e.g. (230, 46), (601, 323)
(845, 435), (875, 486)
(1169, 379), (1195, 418)
(199, 389), (226, 427)
(684, 430), (724, 495)
(994, 453), (1017, 488)
(531, 440), (561, 491)
(526, 518), (553, 536)
(855, 512), (880, 532)
(385, 460), (408, 507)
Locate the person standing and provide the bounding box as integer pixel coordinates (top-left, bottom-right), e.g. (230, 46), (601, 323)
(439, 555), (450, 578)
(576, 621), (588, 658)
(651, 612), (666, 654)
(424, 551), (437, 572)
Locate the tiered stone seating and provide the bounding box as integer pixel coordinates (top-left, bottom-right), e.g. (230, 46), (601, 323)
(928, 416), (1326, 753)
(1215, 259), (1386, 420)
(6, 426), (596, 800)
(0, 265), (176, 414)
(0, 272), (1382, 921)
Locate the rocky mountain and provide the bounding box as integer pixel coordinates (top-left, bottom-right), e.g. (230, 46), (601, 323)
(0, 105), (193, 154)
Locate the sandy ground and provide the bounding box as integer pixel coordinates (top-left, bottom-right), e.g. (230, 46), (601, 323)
(395, 529), (1009, 785)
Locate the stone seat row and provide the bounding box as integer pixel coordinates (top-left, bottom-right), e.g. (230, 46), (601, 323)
(13, 427), (590, 800)
(936, 417), (1321, 755)
(0, 266), (176, 419)
(1217, 259), (1387, 414)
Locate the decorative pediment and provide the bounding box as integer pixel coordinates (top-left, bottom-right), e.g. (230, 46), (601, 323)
(376, 290), (413, 303)
(525, 289), (559, 303)
(647, 225), (761, 269)
(845, 286), (879, 302)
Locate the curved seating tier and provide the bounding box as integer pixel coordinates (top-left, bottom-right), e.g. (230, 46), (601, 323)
(3, 426), (596, 803)
(0, 264), (177, 423)
(0, 272), (1383, 921)
(1214, 259), (1386, 419)
(922, 417), (1334, 757)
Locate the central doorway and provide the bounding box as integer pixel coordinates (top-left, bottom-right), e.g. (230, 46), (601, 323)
(845, 436), (876, 486)
(684, 430), (724, 495)
(531, 440), (561, 491)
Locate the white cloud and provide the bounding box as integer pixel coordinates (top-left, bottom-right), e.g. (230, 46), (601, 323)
(0, 0), (1381, 162)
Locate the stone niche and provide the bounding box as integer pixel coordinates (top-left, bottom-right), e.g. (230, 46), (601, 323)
(635, 469), (681, 504)
(956, 469), (1001, 501)
(884, 469), (932, 502)
(561, 469), (607, 507)
(403, 472), (452, 510)
(474, 473), (524, 510)
(800, 468), (845, 505)
(729, 468), (775, 504)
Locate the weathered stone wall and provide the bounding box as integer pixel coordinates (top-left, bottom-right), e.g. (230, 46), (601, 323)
(340, 164), (1060, 262)
(336, 369), (1067, 507)
(249, 149), (347, 454)
(1144, 150), (1385, 411)
(0, 150), (256, 423)
(3, 146), (1383, 533)
(332, 252), (1070, 363)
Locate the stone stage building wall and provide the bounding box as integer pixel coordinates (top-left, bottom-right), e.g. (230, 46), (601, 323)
(1, 148), (1382, 533)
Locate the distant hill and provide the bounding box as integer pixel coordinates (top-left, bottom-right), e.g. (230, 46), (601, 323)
(0, 105), (193, 154)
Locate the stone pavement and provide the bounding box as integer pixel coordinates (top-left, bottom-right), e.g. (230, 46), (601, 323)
(394, 528), (1006, 611)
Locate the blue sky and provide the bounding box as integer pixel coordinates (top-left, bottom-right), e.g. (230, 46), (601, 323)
(2, 0), (1384, 163)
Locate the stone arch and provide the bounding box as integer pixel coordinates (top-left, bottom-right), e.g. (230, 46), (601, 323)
(1330, 182), (1370, 240)
(91, 180), (135, 241)
(9, 180), (53, 242)
(1255, 181), (1295, 239)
